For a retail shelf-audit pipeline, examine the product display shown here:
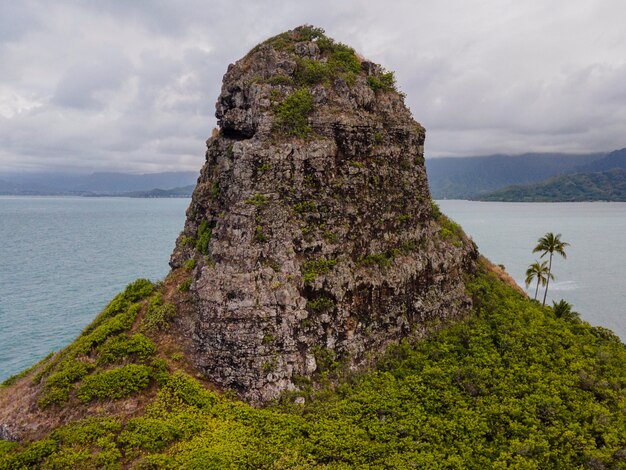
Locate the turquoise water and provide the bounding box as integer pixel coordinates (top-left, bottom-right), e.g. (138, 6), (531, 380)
(0, 197), (624, 382)
(0, 197), (189, 381)
(438, 200), (626, 340)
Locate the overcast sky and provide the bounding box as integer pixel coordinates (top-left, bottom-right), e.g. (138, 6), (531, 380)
(1, 0), (625, 173)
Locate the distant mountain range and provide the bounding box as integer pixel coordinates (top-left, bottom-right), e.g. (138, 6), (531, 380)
(2, 148), (625, 200)
(85, 185), (196, 198)
(0, 171), (198, 196)
(427, 148), (626, 200)
(426, 152), (605, 199)
(477, 168), (626, 202)
(473, 149), (626, 202)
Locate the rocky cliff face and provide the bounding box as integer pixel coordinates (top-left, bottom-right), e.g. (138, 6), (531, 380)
(170, 26), (478, 403)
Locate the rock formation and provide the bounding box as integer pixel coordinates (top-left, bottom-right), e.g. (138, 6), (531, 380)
(170, 26), (478, 403)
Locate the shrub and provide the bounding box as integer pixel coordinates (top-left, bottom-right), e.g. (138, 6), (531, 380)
(76, 364), (151, 403)
(96, 334), (155, 366)
(195, 220), (212, 255)
(178, 278), (192, 293)
(210, 181), (220, 200)
(306, 297), (335, 313)
(245, 194), (268, 206)
(360, 251), (396, 268)
(274, 88), (314, 138)
(367, 71), (397, 92)
(267, 75), (294, 86)
(293, 200), (316, 214)
(123, 279), (155, 302)
(302, 258), (337, 285)
(142, 295), (177, 331)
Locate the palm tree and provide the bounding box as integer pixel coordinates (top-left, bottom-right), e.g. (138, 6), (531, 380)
(525, 261), (553, 301)
(533, 232), (569, 306)
(552, 299), (579, 322)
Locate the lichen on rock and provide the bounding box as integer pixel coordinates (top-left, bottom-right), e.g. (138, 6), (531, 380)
(170, 25), (479, 403)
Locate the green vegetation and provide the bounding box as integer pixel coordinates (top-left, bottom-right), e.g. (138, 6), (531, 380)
(254, 225), (267, 243)
(177, 278), (191, 293)
(195, 220), (212, 255)
(302, 258), (337, 285)
(439, 214), (465, 247)
(96, 334), (155, 366)
(367, 70), (397, 92)
(293, 200), (316, 213)
(77, 364), (152, 403)
(552, 299), (580, 322)
(478, 168), (626, 202)
(244, 193), (268, 206)
(267, 75), (294, 86)
(35, 279), (155, 408)
(305, 297), (335, 313)
(360, 251), (395, 268)
(274, 88), (314, 138)
(533, 232), (569, 306)
(141, 294), (177, 331)
(294, 40), (361, 87)
(4, 266), (626, 468)
(209, 181), (220, 200)
(184, 258), (196, 270)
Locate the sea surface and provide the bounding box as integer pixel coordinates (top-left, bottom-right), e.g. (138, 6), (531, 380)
(0, 197), (624, 381)
(0, 196), (189, 381)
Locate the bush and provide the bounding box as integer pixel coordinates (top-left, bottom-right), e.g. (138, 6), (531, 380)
(367, 71), (397, 92)
(195, 220), (212, 255)
(96, 334), (155, 365)
(274, 88), (314, 138)
(302, 258), (337, 285)
(142, 295), (177, 331)
(306, 297), (335, 313)
(178, 278), (192, 293)
(76, 364), (152, 403)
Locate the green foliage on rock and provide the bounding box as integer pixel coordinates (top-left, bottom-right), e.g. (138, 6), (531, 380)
(195, 220), (212, 255)
(305, 297), (335, 313)
(274, 88), (314, 138)
(302, 258), (337, 285)
(367, 70), (397, 92)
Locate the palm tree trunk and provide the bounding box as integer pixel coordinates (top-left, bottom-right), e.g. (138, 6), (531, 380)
(534, 278), (540, 300)
(542, 253), (553, 306)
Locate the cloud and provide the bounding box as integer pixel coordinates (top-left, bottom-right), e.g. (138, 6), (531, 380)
(1, 0), (625, 172)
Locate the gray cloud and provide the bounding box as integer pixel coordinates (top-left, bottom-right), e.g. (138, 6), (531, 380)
(1, 0), (625, 172)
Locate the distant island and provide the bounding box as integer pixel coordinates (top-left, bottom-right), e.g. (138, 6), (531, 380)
(477, 168), (626, 202)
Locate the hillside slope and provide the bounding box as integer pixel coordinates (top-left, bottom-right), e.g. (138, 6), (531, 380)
(1, 260), (626, 468)
(426, 152), (605, 199)
(478, 168), (626, 202)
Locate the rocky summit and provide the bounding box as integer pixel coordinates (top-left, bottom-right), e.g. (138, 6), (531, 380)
(169, 25), (478, 403)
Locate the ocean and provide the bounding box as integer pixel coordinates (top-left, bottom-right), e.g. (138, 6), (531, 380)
(0, 197), (624, 381)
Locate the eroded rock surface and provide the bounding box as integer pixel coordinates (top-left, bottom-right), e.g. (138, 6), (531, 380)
(170, 26), (478, 403)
